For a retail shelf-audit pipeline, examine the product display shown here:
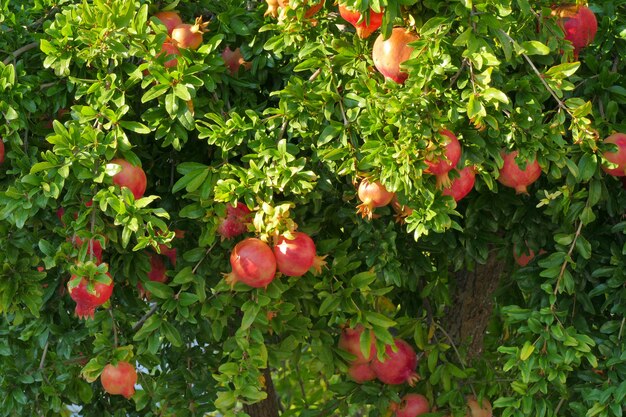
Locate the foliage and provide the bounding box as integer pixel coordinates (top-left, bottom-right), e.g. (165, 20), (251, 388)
(0, 0), (625, 416)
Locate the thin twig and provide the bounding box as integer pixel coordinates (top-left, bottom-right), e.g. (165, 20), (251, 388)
(192, 242), (217, 275)
(433, 321), (476, 397)
(619, 317), (625, 340)
(449, 60), (468, 87)
(293, 361), (309, 407)
(132, 302), (159, 332)
(308, 68), (322, 82)
(2, 41), (40, 65)
(277, 118), (289, 142)
(554, 220), (584, 296)
(554, 397), (566, 414)
(39, 341), (49, 370)
(109, 309), (119, 349)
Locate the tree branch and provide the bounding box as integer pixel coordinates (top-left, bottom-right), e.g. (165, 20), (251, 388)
(132, 302), (159, 332)
(3, 41), (40, 65)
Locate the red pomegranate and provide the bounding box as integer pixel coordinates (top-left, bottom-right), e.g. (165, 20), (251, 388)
(497, 151), (541, 194)
(371, 339), (419, 385)
(0, 140), (4, 164)
(356, 179), (395, 219)
(100, 361), (137, 399)
(67, 273), (114, 319)
(338, 324), (377, 364)
(156, 229), (185, 266)
(273, 232), (326, 277)
(159, 41), (180, 69)
(555, 5), (597, 56)
(111, 158), (147, 200)
(424, 130), (462, 188)
(465, 396), (493, 417)
(338, 3), (384, 39)
(171, 17), (208, 50)
(442, 166), (476, 202)
(153, 11), (183, 35)
(217, 203), (252, 240)
(373, 28), (418, 84)
(225, 238), (277, 288)
(391, 393), (430, 417)
(138, 253), (168, 298)
(513, 245), (535, 267)
(73, 236), (104, 264)
(602, 133), (626, 177)
(348, 362), (376, 383)
(222, 47), (252, 75)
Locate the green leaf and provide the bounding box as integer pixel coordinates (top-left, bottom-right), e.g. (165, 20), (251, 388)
(161, 321), (183, 347)
(143, 281), (174, 299)
(521, 41), (550, 55)
(520, 341), (535, 360)
(119, 121), (151, 134)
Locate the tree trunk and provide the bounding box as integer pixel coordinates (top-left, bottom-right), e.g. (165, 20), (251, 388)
(243, 368), (280, 417)
(445, 250), (507, 357)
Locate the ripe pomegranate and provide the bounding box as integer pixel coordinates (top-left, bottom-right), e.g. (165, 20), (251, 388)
(338, 3), (384, 39)
(371, 339), (419, 385)
(138, 253), (168, 298)
(497, 151), (541, 194)
(356, 179), (395, 219)
(73, 237), (104, 264)
(265, 0), (324, 19)
(348, 362), (376, 383)
(465, 396), (493, 417)
(100, 361), (137, 399)
(425, 130), (462, 188)
(391, 393), (430, 417)
(159, 41), (180, 68)
(153, 10), (182, 35)
(225, 238), (277, 288)
(442, 166), (476, 202)
(156, 229), (184, 266)
(555, 5), (597, 57)
(67, 273), (114, 319)
(338, 325), (377, 364)
(217, 203), (252, 240)
(0, 140), (4, 164)
(373, 28), (418, 84)
(513, 245), (535, 267)
(171, 17), (208, 50)
(222, 47), (252, 75)
(602, 133), (626, 176)
(273, 232), (326, 277)
(111, 158), (147, 200)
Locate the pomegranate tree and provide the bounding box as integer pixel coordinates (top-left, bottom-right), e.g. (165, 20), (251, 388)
(111, 158), (147, 199)
(373, 28), (418, 84)
(442, 166), (476, 202)
(356, 179), (395, 219)
(338, 3), (384, 39)
(602, 133), (626, 176)
(391, 393), (430, 417)
(371, 338), (419, 385)
(217, 203), (252, 240)
(555, 5), (597, 57)
(100, 361), (137, 399)
(425, 130), (462, 188)
(273, 231), (325, 277)
(225, 238), (277, 288)
(67, 272), (114, 319)
(153, 10), (182, 35)
(171, 17), (208, 50)
(497, 151), (541, 194)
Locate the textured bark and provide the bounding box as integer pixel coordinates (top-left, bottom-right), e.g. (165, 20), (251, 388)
(446, 251), (507, 357)
(243, 368), (280, 417)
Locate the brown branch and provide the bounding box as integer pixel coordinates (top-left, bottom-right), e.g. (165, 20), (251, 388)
(554, 220), (584, 296)
(109, 308), (118, 349)
(132, 302), (159, 332)
(2, 41), (40, 65)
(39, 341), (49, 370)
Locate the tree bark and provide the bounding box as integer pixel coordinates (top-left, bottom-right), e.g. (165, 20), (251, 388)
(446, 250), (507, 358)
(243, 368), (280, 417)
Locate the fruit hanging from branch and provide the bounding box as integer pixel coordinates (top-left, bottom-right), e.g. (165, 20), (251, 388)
(373, 28), (418, 84)
(442, 166), (476, 202)
(602, 133), (626, 176)
(273, 231), (326, 277)
(225, 238), (277, 288)
(159, 40), (180, 69)
(221, 47), (252, 75)
(67, 272), (114, 319)
(390, 393), (430, 417)
(217, 203), (252, 240)
(171, 17), (208, 50)
(100, 361), (137, 399)
(497, 151), (541, 194)
(338, 3), (384, 39)
(554, 5), (597, 57)
(371, 339), (419, 385)
(424, 130), (462, 188)
(356, 179), (395, 219)
(338, 324), (377, 364)
(465, 396), (493, 417)
(111, 158), (147, 200)
(153, 11), (183, 35)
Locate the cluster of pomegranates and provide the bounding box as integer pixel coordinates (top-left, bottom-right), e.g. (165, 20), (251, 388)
(151, 10), (208, 68)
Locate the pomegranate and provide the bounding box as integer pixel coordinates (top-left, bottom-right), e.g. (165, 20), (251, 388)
(497, 151), (541, 194)
(465, 396), (493, 417)
(171, 17), (208, 50)
(338, 325), (377, 364)
(138, 253), (168, 297)
(442, 166), (476, 202)
(513, 245), (535, 267)
(273, 232), (326, 277)
(67, 273), (114, 319)
(111, 158), (147, 200)
(225, 238), (277, 288)
(602, 133), (626, 176)
(371, 339), (419, 385)
(153, 11), (182, 35)
(348, 362), (376, 383)
(338, 3), (384, 39)
(159, 41), (180, 69)
(372, 28), (418, 84)
(217, 203), (252, 240)
(156, 229), (184, 266)
(0, 140), (4, 164)
(555, 5), (597, 57)
(265, 0), (324, 19)
(73, 237), (104, 264)
(391, 393), (430, 417)
(425, 130), (462, 188)
(100, 361), (137, 399)
(356, 179), (395, 219)
(222, 47), (252, 75)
